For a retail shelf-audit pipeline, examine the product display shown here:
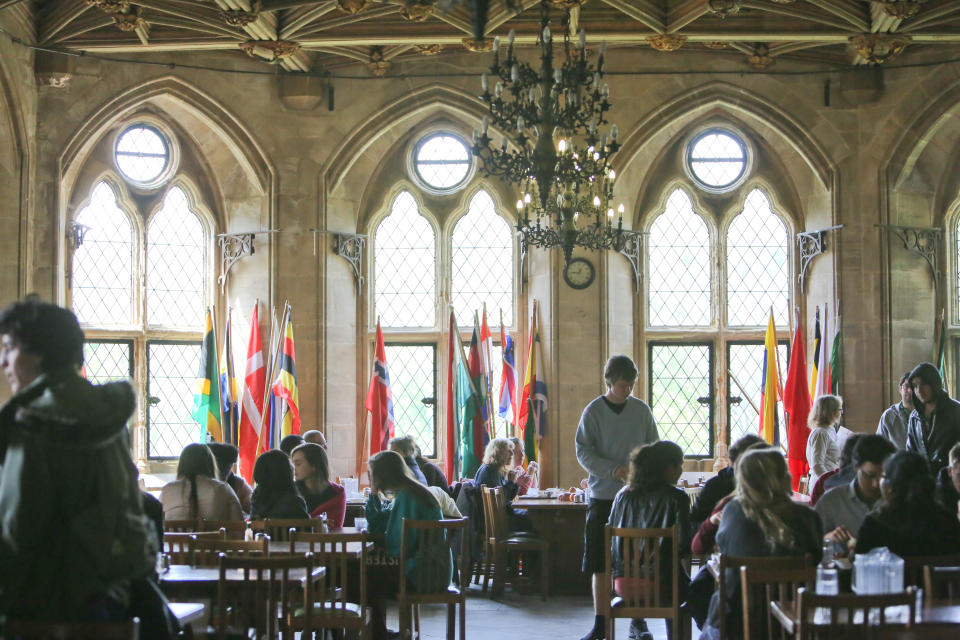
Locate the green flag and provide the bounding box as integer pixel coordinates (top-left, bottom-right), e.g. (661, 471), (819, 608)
(191, 307), (222, 442)
(458, 322), (486, 479)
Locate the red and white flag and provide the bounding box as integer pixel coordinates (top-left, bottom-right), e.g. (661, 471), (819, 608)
(366, 320), (395, 456)
(238, 302), (265, 484)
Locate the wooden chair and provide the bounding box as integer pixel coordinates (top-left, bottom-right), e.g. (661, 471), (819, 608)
(717, 554), (815, 640)
(794, 586), (917, 639)
(739, 564), (816, 640)
(190, 537), (269, 567)
(215, 552), (317, 640)
(923, 565), (960, 605)
(398, 518), (469, 640)
(480, 486), (549, 600)
(164, 518), (200, 533)
(904, 554), (960, 588)
(602, 525), (689, 640)
(200, 519), (248, 540)
(251, 517), (325, 541)
(163, 529), (226, 564)
(3, 618), (140, 639)
(287, 530), (373, 640)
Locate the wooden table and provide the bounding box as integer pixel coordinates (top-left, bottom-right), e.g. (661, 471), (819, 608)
(168, 601), (206, 638)
(770, 599), (960, 633)
(514, 496), (589, 595)
(160, 564), (326, 600)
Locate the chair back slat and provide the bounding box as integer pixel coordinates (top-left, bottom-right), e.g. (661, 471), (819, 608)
(923, 565), (960, 605)
(163, 518), (200, 533)
(795, 586), (917, 640)
(399, 518), (467, 599)
(717, 553), (815, 639)
(740, 564), (816, 640)
(190, 537), (269, 567)
(289, 530), (369, 615)
(250, 517), (324, 541)
(163, 529), (225, 564)
(3, 618), (140, 640)
(604, 525), (679, 615)
(903, 553), (960, 587)
(200, 519), (247, 540)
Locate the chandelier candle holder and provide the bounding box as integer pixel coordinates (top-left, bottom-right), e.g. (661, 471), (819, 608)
(471, 18), (625, 264)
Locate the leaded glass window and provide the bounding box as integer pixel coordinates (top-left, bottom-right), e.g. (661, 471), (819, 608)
(649, 189), (711, 326)
(115, 124), (170, 185)
(72, 181), (134, 326)
(385, 344), (436, 457)
(452, 190), (513, 327)
(687, 129), (747, 191)
(727, 342), (788, 446)
(83, 340), (133, 385)
(649, 343), (713, 457)
(147, 341), (202, 458)
(147, 186), (205, 327)
(413, 133), (472, 191)
(375, 191), (437, 328)
(727, 189), (789, 326)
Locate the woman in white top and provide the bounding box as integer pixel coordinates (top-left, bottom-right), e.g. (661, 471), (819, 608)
(806, 395), (843, 489)
(161, 443), (243, 522)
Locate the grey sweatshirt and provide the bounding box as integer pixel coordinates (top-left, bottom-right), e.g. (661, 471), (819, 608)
(575, 395), (659, 500)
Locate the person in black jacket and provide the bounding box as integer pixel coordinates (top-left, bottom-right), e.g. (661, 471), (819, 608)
(606, 440), (690, 640)
(934, 442), (960, 516)
(906, 362), (960, 470)
(690, 434), (764, 530)
(414, 444), (450, 492)
(250, 449), (309, 519)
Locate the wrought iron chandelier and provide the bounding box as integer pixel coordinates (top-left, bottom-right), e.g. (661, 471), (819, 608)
(471, 7), (626, 264)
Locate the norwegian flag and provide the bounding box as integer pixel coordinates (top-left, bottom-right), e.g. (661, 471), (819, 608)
(366, 320), (395, 455)
(238, 302), (265, 484)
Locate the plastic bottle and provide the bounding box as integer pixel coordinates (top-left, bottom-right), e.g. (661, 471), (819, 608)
(816, 540), (838, 595)
(244, 522), (254, 542)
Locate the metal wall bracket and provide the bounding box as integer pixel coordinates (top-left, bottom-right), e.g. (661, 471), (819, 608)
(217, 230), (278, 291)
(875, 223), (941, 286)
(797, 225), (843, 293)
(311, 229), (367, 292)
(66, 221), (90, 249)
(618, 230), (646, 294)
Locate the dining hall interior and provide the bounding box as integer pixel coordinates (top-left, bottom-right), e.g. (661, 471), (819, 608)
(2, 1), (960, 639)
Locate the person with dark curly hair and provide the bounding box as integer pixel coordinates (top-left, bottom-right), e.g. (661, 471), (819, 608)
(855, 450), (960, 556)
(906, 362), (960, 470)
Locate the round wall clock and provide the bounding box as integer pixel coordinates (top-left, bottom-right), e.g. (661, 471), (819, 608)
(563, 257), (595, 289)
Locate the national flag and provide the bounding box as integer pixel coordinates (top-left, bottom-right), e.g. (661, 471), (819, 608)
(480, 305), (495, 439)
(238, 302), (265, 483)
(445, 310), (461, 482)
(259, 309), (283, 454)
(784, 315), (812, 491)
(219, 309), (239, 445)
(271, 308), (300, 440)
(934, 309), (946, 381)
(809, 306), (821, 398)
(191, 307), (223, 443)
(366, 320), (395, 455)
(518, 300), (547, 464)
(830, 311), (842, 396)
(758, 309), (780, 446)
(460, 320), (488, 478)
(498, 318), (518, 428)
(813, 305), (831, 399)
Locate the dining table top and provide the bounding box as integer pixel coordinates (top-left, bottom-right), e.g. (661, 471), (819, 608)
(770, 599), (960, 632)
(160, 564), (326, 589)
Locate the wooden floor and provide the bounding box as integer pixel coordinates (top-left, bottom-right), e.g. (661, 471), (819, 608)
(399, 584), (695, 640)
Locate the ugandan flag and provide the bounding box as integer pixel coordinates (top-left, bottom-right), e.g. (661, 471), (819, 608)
(191, 307), (223, 442)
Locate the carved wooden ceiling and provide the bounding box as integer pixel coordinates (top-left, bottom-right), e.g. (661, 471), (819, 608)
(4, 1), (960, 74)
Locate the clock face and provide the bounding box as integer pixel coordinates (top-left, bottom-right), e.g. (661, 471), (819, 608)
(564, 257), (595, 289)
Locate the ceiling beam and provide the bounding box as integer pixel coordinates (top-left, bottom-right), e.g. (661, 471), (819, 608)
(600, 0), (664, 35)
(482, 0), (537, 35)
(740, 1), (868, 33)
(38, 0), (91, 44)
(0, 0), (29, 10)
(279, 2), (338, 39)
(900, 0), (960, 32)
(293, 5), (401, 38)
(803, 0), (869, 31)
(666, 0), (709, 34)
(48, 13), (114, 45)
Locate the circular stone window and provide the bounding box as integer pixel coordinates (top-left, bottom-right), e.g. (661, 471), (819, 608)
(114, 124), (172, 186)
(412, 132), (473, 192)
(686, 129), (748, 192)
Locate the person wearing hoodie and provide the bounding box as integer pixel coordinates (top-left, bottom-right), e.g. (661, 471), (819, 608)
(0, 300), (159, 625)
(906, 362), (960, 470)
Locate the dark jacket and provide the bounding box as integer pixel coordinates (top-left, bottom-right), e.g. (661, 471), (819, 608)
(607, 484), (692, 580)
(856, 505), (960, 557)
(250, 488), (309, 520)
(906, 363), (960, 470)
(935, 466), (960, 514)
(417, 457), (450, 493)
(404, 456), (428, 485)
(0, 370), (157, 620)
(474, 464), (519, 500)
(690, 467), (733, 530)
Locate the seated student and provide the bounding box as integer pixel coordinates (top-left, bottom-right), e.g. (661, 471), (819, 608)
(856, 450), (960, 556)
(414, 444), (449, 492)
(703, 449), (823, 640)
(815, 435), (895, 549)
(607, 441), (691, 640)
(208, 442), (253, 514)
(935, 442), (960, 516)
(250, 450), (309, 520)
(389, 435), (428, 484)
(302, 429), (328, 450)
(279, 433), (304, 457)
(474, 437), (536, 533)
(428, 485), (462, 518)
(809, 434), (863, 506)
(508, 436), (539, 496)
(161, 443), (243, 522)
(291, 442), (345, 526)
(690, 434), (764, 530)
(807, 395), (843, 490)
(365, 450), (446, 640)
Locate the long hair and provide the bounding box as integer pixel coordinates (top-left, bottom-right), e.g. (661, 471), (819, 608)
(369, 450), (438, 510)
(628, 441), (684, 492)
(176, 443), (217, 520)
(735, 449), (798, 550)
(808, 394), (842, 429)
(482, 437), (513, 471)
(877, 451), (937, 528)
(253, 449), (297, 494)
(291, 442), (330, 483)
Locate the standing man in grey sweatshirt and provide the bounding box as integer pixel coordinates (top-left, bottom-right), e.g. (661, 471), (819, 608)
(575, 355), (659, 640)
